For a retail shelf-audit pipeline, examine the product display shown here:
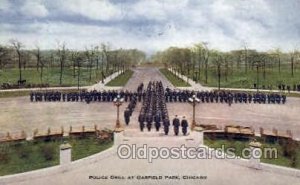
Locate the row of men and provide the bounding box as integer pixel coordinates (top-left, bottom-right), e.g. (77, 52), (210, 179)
(165, 90), (286, 104)
(138, 81), (170, 132)
(277, 84), (300, 92)
(253, 84), (300, 92)
(124, 84), (142, 125)
(30, 90), (145, 103)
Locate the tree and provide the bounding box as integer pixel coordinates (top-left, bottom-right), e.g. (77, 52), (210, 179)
(243, 42), (249, 73)
(33, 45), (45, 83)
(0, 45), (11, 70)
(10, 39), (24, 84)
(290, 49), (299, 77)
(203, 42), (210, 84)
(57, 42), (67, 85)
(211, 50), (223, 90)
(85, 46), (95, 82)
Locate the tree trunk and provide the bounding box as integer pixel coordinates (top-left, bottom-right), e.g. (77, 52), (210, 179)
(59, 58), (63, 85)
(291, 55), (294, 77)
(18, 51), (22, 83)
(205, 56), (208, 84)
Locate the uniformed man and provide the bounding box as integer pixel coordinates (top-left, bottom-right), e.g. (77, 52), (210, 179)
(181, 116), (188, 136)
(154, 112), (161, 131)
(163, 118), (170, 135)
(138, 113), (145, 131)
(124, 108), (130, 125)
(172, 115), (180, 136)
(30, 92), (34, 102)
(146, 113), (153, 131)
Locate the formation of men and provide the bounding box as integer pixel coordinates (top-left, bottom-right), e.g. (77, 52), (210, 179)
(165, 89), (287, 104)
(138, 81), (170, 134)
(30, 90), (145, 104)
(30, 83), (288, 137)
(123, 85), (140, 125)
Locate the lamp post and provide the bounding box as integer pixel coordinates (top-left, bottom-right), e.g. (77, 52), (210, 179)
(113, 94), (124, 132)
(188, 94), (200, 130)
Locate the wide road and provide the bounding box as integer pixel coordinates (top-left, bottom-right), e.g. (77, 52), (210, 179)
(124, 67), (174, 91)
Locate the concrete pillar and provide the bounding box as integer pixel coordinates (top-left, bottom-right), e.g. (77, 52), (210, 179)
(60, 142), (72, 165)
(190, 127), (204, 145)
(249, 141), (262, 169)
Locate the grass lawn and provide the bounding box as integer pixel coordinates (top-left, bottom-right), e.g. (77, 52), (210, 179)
(0, 136), (113, 176)
(187, 67), (300, 89)
(204, 136), (300, 169)
(106, 70), (133, 86)
(159, 68), (190, 87)
(0, 67), (114, 87)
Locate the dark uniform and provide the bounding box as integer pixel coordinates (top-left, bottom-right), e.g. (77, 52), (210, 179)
(146, 114), (153, 131)
(124, 109), (130, 125)
(163, 119), (170, 135)
(154, 113), (161, 131)
(181, 118), (188, 135)
(172, 116), (180, 136)
(138, 114), (145, 131)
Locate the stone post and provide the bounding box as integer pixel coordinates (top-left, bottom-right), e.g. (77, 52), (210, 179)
(60, 142), (72, 165)
(249, 141), (262, 169)
(190, 127), (204, 145)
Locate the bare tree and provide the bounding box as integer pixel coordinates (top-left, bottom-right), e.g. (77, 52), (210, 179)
(290, 49), (299, 77)
(243, 42), (248, 73)
(202, 42), (210, 84)
(0, 45), (10, 70)
(57, 41), (67, 85)
(10, 39), (24, 84)
(33, 45), (44, 83)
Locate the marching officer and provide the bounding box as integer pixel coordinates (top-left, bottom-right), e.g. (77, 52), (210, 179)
(138, 113), (145, 131)
(146, 113), (153, 131)
(163, 118), (170, 135)
(172, 115), (180, 136)
(124, 108), (130, 125)
(154, 112), (161, 131)
(181, 116), (189, 136)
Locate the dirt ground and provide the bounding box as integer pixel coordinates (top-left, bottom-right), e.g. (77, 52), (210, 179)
(0, 67), (300, 139)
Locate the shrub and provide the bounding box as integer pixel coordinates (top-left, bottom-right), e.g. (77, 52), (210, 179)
(17, 146), (32, 159)
(41, 144), (56, 161)
(0, 145), (10, 163)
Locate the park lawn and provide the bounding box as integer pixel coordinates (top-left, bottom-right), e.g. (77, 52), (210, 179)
(0, 136), (113, 176)
(0, 67), (111, 87)
(159, 68), (190, 87)
(204, 136), (300, 169)
(106, 70), (133, 86)
(190, 67), (300, 89)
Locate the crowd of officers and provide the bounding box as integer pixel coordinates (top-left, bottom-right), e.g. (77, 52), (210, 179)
(30, 90), (146, 104)
(165, 89), (287, 105)
(30, 84), (287, 136)
(123, 86), (140, 125)
(138, 81), (171, 134)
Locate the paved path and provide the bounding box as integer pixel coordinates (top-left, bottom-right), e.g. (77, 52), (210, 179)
(124, 67), (174, 91)
(88, 71), (123, 91)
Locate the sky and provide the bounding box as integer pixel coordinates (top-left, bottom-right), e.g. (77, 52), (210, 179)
(0, 0), (299, 54)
